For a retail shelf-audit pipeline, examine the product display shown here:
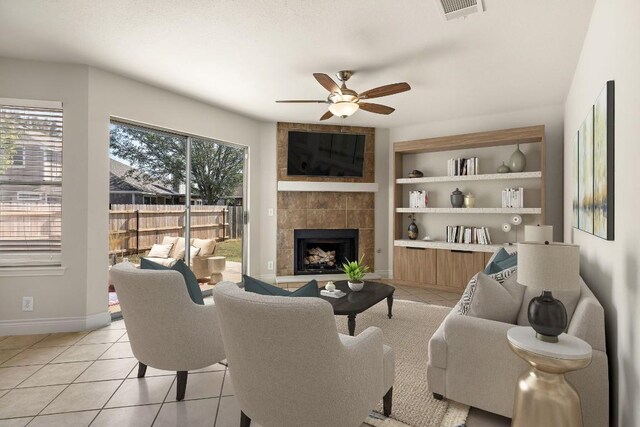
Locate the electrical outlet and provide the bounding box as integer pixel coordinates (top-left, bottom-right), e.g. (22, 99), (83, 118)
(267, 208), (274, 217)
(267, 261), (274, 271)
(22, 296), (33, 312)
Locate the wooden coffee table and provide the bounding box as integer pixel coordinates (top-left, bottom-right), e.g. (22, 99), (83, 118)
(319, 280), (395, 336)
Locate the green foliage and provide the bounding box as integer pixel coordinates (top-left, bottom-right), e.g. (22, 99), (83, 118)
(0, 113), (19, 175)
(214, 239), (243, 263)
(338, 255), (369, 282)
(109, 124), (244, 205)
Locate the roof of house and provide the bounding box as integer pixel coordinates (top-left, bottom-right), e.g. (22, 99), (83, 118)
(109, 158), (178, 196)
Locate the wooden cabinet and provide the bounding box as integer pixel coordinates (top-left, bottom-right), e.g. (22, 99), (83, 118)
(436, 250), (485, 290)
(484, 251), (495, 266)
(393, 246), (487, 290)
(393, 246), (436, 286)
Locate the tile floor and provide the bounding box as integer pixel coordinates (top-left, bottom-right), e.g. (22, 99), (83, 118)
(0, 284), (507, 427)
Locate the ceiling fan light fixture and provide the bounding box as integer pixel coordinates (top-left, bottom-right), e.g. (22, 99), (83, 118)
(329, 101), (359, 118)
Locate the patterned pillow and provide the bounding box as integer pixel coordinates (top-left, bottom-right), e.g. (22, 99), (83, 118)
(488, 265), (517, 284)
(458, 273), (480, 315)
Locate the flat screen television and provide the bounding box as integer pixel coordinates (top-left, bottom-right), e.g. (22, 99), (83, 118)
(287, 131), (366, 177)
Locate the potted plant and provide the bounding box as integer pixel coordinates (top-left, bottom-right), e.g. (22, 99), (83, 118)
(339, 255), (370, 292)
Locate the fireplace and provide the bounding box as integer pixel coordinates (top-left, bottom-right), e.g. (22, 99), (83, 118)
(294, 229), (359, 275)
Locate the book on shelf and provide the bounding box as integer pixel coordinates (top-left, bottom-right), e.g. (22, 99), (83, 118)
(502, 187), (525, 208)
(447, 157), (479, 176)
(446, 225), (492, 245)
(409, 190), (429, 208)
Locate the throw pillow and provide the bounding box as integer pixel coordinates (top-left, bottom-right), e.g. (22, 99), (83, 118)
(193, 238), (216, 256)
(140, 258), (204, 305)
(147, 243), (174, 259)
(484, 248), (518, 274)
(243, 275), (319, 298)
(175, 245), (202, 261)
(467, 273), (525, 323)
(458, 273), (480, 315)
(487, 265), (518, 284)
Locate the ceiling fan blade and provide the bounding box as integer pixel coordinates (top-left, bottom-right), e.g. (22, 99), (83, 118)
(320, 110), (334, 121)
(276, 100), (327, 103)
(358, 102), (395, 115)
(313, 73), (342, 94)
(359, 82), (411, 99)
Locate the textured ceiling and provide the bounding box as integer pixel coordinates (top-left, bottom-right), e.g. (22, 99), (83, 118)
(0, 0), (595, 127)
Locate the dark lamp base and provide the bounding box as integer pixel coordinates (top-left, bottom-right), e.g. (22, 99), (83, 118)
(527, 290), (567, 343)
(535, 332), (559, 343)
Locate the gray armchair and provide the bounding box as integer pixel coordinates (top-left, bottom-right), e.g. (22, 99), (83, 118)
(213, 281), (395, 427)
(110, 262), (225, 401)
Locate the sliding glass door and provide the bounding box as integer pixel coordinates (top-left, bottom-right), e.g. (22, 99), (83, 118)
(107, 121), (246, 313)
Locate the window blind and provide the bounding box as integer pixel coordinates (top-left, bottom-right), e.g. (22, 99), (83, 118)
(0, 100), (63, 267)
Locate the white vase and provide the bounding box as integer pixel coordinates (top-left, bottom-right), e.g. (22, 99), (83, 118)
(348, 281), (364, 292)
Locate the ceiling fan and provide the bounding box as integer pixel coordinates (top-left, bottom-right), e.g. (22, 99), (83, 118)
(276, 70), (411, 121)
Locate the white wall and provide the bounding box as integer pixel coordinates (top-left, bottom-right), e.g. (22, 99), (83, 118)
(256, 122), (278, 282)
(0, 58), (101, 332)
(563, 0), (640, 424)
(0, 57), (272, 334)
(388, 105), (565, 269)
(374, 128), (390, 277)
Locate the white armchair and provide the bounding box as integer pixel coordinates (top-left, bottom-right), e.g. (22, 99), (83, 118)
(212, 281), (395, 427)
(110, 263), (225, 401)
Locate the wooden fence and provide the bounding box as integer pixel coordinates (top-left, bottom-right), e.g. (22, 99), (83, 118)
(109, 204), (243, 255)
(0, 202), (62, 251)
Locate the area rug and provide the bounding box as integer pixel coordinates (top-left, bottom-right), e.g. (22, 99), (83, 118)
(334, 299), (469, 427)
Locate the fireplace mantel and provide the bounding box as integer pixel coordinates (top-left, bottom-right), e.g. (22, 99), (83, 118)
(277, 181), (379, 193)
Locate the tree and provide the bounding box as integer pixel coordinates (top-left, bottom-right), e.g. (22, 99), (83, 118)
(109, 124), (244, 205)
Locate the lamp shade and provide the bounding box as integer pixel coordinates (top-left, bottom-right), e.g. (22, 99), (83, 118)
(524, 225), (554, 242)
(328, 102), (359, 118)
(517, 242), (580, 292)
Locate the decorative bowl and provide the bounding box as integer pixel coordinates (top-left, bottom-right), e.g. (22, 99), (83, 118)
(348, 281), (364, 292)
(408, 170), (424, 178)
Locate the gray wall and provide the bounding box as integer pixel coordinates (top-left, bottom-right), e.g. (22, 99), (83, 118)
(563, 0), (640, 425)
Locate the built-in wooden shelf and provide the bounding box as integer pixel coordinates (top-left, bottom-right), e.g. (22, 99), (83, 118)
(395, 171), (541, 184)
(394, 239), (503, 253)
(392, 125), (546, 289)
(395, 207), (542, 214)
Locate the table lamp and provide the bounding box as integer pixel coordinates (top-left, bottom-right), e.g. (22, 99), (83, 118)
(524, 224), (553, 242)
(517, 242), (580, 342)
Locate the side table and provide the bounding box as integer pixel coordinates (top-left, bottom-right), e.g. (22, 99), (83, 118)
(507, 326), (592, 427)
(208, 256), (226, 284)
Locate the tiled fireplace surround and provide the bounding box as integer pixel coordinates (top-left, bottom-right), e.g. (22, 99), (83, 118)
(276, 122), (376, 278)
(276, 191), (375, 277)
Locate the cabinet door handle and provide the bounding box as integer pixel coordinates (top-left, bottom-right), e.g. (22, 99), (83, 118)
(407, 247), (425, 251)
(451, 250), (472, 254)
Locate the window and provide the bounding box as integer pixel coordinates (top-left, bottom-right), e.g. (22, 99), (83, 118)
(0, 99), (63, 267)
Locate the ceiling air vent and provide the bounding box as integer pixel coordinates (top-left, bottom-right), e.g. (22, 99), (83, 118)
(436, 0), (484, 21)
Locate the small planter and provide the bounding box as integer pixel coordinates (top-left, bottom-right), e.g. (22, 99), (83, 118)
(348, 281), (364, 292)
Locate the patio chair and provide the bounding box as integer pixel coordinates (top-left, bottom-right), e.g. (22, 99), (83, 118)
(110, 262), (225, 401)
(213, 281), (394, 427)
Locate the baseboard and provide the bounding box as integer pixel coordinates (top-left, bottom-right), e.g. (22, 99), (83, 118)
(0, 311), (111, 336)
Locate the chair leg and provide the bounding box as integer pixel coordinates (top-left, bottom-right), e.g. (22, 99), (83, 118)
(240, 411), (251, 427)
(176, 371), (188, 401)
(433, 392), (444, 400)
(383, 387), (393, 417)
(137, 362), (147, 378)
